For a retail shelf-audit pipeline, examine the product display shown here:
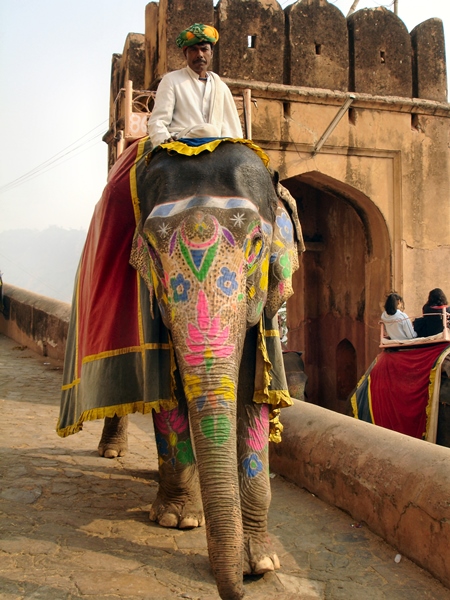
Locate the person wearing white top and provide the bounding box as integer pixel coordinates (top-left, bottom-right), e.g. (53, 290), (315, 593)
(381, 293), (417, 340)
(147, 24), (243, 149)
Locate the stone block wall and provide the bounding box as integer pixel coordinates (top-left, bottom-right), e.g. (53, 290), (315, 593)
(123, 0), (447, 101)
(348, 7), (412, 97)
(0, 284), (70, 361)
(270, 400), (450, 590)
(215, 0), (285, 83)
(411, 18), (448, 102)
(286, 0), (348, 91)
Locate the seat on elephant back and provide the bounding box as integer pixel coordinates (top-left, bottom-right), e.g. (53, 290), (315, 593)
(379, 308), (450, 348)
(351, 342), (450, 443)
(58, 136), (303, 443)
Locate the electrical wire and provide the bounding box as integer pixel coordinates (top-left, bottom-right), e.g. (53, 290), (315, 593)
(0, 120), (108, 196)
(0, 135), (103, 195)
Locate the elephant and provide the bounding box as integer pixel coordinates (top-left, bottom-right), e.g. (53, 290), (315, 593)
(350, 344), (450, 447)
(58, 137), (303, 600)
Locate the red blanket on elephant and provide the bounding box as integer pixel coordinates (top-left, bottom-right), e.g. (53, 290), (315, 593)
(58, 137), (293, 439)
(351, 343), (450, 441)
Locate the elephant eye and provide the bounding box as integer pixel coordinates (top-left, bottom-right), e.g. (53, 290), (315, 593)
(244, 228), (264, 270)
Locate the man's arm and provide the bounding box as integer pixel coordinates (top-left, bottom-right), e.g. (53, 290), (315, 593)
(147, 75), (176, 147)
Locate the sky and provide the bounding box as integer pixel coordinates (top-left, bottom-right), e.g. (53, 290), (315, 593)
(0, 0), (449, 235)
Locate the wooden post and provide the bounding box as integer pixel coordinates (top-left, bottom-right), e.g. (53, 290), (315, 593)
(124, 80), (133, 139)
(243, 88), (252, 139)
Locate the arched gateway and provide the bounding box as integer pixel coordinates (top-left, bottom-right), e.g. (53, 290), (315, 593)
(282, 172), (391, 412)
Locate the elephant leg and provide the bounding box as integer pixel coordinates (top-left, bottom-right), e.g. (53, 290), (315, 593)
(237, 329), (280, 576)
(98, 414), (129, 458)
(150, 403), (204, 529)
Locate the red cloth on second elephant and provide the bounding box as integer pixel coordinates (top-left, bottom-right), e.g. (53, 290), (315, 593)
(352, 343), (450, 440)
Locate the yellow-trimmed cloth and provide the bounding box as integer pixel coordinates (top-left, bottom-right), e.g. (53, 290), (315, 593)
(58, 136), (293, 441)
(158, 137), (271, 169)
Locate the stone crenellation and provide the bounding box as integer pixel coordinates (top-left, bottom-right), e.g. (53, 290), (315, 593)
(113, 0), (447, 103)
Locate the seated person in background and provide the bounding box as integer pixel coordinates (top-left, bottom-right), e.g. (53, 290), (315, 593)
(414, 288), (450, 337)
(381, 293), (417, 340)
(147, 23), (243, 148)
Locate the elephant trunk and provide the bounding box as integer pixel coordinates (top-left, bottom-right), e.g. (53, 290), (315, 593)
(184, 368), (245, 600)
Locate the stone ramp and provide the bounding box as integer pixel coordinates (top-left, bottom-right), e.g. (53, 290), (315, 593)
(1, 333), (449, 600)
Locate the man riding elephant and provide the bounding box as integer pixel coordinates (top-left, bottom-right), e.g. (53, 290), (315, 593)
(58, 23), (306, 600)
(147, 23), (243, 147)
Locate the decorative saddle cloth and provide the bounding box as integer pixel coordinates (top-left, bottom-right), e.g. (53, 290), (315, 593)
(351, 343), (450, 442)
(58, 137), (297, 440)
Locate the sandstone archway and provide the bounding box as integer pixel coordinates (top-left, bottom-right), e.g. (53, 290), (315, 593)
(282, 171), (391, 413)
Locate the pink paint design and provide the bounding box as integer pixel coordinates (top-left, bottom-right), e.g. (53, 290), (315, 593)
(247, 404), (269, 451)
(153, 407), (188, 435)
(185, 290), (235, 367)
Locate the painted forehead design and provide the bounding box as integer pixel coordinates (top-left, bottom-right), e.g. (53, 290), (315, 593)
(149, 196), (273, 234)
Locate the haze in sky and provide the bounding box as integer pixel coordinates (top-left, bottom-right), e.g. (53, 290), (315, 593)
(1, 0), (449, 235)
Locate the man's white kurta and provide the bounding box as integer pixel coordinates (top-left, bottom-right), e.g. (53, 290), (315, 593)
(147, 66), (243, 148)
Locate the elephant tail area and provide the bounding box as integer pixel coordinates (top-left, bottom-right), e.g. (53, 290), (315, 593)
(57, 137), (293, 439)
(350, 343), (450, 443)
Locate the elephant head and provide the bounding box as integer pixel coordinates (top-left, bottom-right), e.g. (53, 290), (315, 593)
(132, 141), (300, 599)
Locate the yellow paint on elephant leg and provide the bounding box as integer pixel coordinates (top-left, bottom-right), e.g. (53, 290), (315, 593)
(169, 432), (178, 447)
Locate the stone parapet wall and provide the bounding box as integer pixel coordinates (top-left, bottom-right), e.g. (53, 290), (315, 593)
(270, 400), (450, 590)
(0, 283), (70, 361)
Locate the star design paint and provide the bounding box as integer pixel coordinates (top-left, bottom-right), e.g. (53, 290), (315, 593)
(230, 212), (246, 227)
(157, 222), (171, 237)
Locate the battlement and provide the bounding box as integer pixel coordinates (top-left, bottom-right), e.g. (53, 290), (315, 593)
(112, 0), (446, 103)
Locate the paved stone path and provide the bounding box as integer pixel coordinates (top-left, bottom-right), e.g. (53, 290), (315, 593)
(1, 332), (450, 600)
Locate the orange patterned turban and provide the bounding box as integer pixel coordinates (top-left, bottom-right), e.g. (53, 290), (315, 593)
(176, 23), (219, 48)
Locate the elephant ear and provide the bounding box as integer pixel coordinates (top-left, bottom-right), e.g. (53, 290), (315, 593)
(265, 183), (304, 319)
(129, 227), (155, 313)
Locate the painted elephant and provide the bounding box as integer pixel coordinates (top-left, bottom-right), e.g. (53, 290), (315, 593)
(350, 344), (450, 447)
(58, 137), (303, 600)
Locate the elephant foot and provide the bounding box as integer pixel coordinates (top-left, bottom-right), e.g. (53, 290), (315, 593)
(243, 534), (280, 575)
(150, 465), (204, 529)
(98, 414), (129, 459)
(150, 493), (205, 529)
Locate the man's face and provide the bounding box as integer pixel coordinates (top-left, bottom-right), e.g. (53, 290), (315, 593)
(183, 42), (213, 76)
